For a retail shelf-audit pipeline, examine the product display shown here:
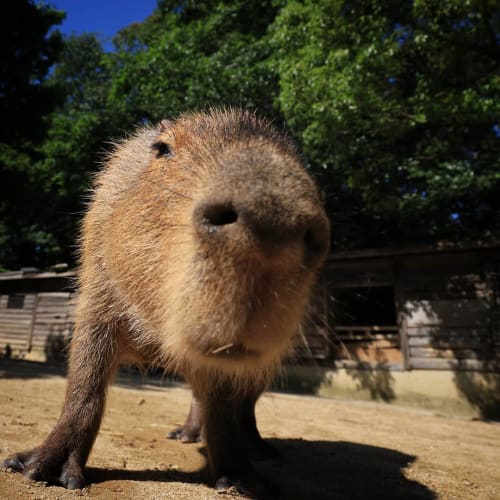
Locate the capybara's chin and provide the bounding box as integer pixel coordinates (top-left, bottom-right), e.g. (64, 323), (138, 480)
(171, 253), (314, 375)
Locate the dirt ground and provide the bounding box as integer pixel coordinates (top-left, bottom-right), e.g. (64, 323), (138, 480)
(0, 359), (499, 500)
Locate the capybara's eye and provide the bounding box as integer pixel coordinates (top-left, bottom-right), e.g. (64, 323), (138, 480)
(152, 141), (174, 159)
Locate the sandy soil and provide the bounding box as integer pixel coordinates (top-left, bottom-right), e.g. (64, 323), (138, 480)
(0, 359), (499, 500)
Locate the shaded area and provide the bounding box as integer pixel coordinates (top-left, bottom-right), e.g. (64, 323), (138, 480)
(261, 439), (435, 500)
(344, 361), (395, 402)
(44, 332), (70, 364)
(86, 466), (205, 487)
(86, 439), (435, 500)
(0, 357), (66, 379)
(453, 367), (500, 420)
(0, 357), (181, 392)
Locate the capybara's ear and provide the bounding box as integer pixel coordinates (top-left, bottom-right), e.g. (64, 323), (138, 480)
(160, 119), (173, 133)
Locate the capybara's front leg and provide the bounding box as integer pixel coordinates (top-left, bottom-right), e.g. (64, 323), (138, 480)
(3, 325), (118, 489)
(241, 397), (279, 461)
(202, 387), (275, 499)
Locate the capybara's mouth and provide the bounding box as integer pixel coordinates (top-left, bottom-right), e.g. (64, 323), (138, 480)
(205, 342), (259, 359)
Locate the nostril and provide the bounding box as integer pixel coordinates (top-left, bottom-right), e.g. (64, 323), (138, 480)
(202, 204), (238, 227)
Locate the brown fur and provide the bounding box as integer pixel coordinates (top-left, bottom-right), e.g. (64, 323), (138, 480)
(3, 109), (329, 496)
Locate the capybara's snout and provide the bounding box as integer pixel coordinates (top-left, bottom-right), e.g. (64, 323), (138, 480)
(193, 193), (329, 268)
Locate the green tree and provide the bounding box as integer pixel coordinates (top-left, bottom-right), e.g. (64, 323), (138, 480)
(3, 0), (498, 270)
(0, 1), (65, 269)
(271, 0), (500, 248)
(31, 34), (123, 266)
(109, 0), (284, 122)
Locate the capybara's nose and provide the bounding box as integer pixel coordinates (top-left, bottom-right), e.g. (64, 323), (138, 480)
(193, 198), (329, 267)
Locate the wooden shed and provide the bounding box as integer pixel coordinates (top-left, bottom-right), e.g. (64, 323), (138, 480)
(0, 269), (76, 360)
(302, 242), (500, 373)
(1, 242), (499, 372)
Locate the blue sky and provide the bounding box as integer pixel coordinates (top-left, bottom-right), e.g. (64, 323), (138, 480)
(50, 0), (158, 42)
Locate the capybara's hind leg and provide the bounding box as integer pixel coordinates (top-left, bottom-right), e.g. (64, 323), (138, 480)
(167, 394), (203, 443)
(3, 323), (118, 489)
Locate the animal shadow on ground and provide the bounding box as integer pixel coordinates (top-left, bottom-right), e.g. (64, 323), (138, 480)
(258, 439), (436, 499)
(87, 439), (435, 499)
(86, 466), (204, 486)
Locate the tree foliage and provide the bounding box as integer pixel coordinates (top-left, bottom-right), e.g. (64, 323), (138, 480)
(0, 1), (65, 269)
(271, 0), (500, 247)
(0, 0), (499, 269)
(109, 0), (283, 122)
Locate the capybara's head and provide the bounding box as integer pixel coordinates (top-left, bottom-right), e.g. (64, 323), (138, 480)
(90, 109), (329, 386)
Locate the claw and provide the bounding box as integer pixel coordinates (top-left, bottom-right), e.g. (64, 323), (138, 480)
(2, 456), (25, 472)
(166, 425), (202, 443)
(62, 474), (84, 490)
(215, 471), (279, 499)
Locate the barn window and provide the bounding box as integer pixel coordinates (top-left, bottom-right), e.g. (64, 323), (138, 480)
(7, 294), (25, 309)
(330, 287), (397, 326)
(328, 287), (402, 365)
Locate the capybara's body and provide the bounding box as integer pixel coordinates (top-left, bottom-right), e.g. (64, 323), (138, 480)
(3, 109), (329, 496)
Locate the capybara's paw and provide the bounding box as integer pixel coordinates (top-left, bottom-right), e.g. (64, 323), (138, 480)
(215, 470), (279, 499)
(2, 449), (84, 489)
(166, 425), (202, 443)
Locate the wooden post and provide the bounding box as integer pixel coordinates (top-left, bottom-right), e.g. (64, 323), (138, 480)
(27, 293), (39, 352)
(394, 258), (410, 370)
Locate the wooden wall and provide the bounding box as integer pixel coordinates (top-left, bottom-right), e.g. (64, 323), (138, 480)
(397, 254), (498, 371)
(323, 249), (500, 372)
(0, 294), (37, 353)
(31, 292), (76, 355)
(1, 249), (499, 371)
(0, 291), (75, 359)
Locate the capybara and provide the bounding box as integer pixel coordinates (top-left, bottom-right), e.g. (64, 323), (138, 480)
(3, 109), (329, 496)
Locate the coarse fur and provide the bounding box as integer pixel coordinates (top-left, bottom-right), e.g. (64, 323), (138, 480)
(3, 108), (329, 496)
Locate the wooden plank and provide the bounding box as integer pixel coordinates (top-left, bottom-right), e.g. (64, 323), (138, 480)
(0, 340), (28, 349)
(0, 331), (30, 340)
(334, 326), (399, 342)
(34, 317), (71, 324)
(410, 347), (493, 360)
(0, 305), (36, 313)
(0, 309), (35, 316)
(0, 317), (35, 325)
(0, 330), (29, 338)
(27, 293), (38, 351)
(0, 326), (32, 335)
(410, 357), (498, 371)
(35, 306), (71, 312)
(335, 325), (399, 331)
(0, 294), (37, 308)
(0, 310), (36, 318)
(407, 326), (490, 338)
(0, 337), (29, 346)
(36, 292), (72, 299)
(408, 336), (492, 349)
(333, 359), (403, 370)
(332, 343), (402, 364)
(32, 328), (71, 339)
